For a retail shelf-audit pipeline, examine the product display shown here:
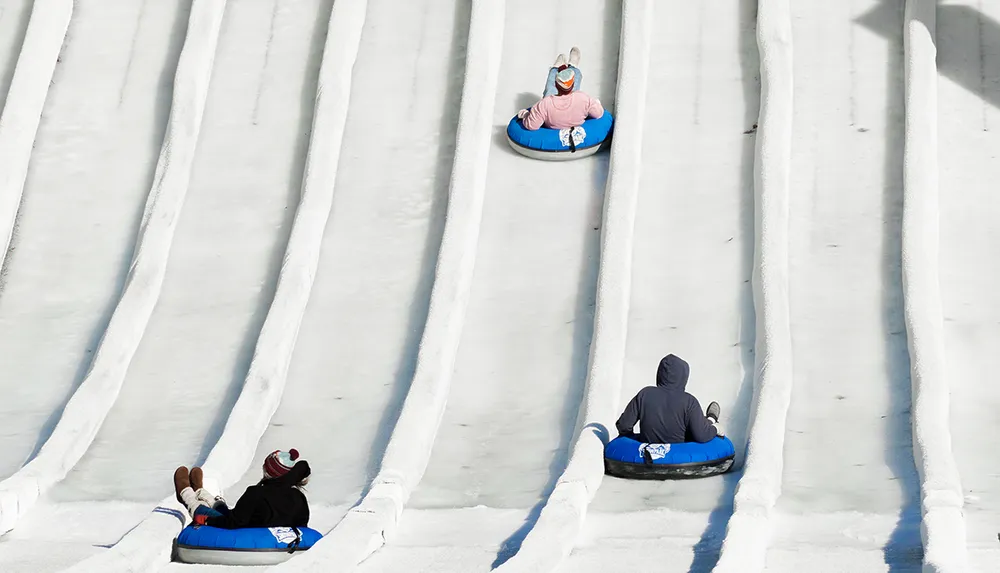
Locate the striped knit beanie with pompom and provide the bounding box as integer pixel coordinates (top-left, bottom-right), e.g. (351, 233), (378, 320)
(263, 449), (300, 479)
(555, 66), (576, 94)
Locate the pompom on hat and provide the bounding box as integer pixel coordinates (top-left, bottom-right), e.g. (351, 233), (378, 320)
(263, 449), (301, 479)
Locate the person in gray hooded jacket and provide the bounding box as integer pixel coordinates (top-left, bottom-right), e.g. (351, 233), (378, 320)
(615, 354), (723, 444)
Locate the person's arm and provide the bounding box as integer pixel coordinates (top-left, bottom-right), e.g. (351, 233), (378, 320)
(587, 96), (605, 119)
(686, 397), (719, 443)
(615, 392), (642, 437)
(206, 487), (262, 529)
(523, 100), (547, 130)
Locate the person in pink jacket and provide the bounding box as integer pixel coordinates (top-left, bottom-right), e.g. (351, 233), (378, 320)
(518, 47), (605, 131)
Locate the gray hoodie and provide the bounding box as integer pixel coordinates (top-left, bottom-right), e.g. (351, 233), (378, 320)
(615, 354), (718, 444)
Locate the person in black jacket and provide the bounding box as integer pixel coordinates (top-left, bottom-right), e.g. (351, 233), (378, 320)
(616, 354), (723, 444)
(173, 449), (310, 529)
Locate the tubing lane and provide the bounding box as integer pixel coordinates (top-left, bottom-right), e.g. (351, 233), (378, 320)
(0, 0), (223, 536)
(265, 1), (504, 571)
(0, 1), (71, 282)
(713, 0), (794, 571)
(901, 1), (967, 570)
(57, 2), (369, 572)
(489, 1), (650, 571)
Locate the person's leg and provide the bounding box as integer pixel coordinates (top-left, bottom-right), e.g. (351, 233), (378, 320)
(568, 65), (582, 92)
(176, 466), (229, 524)
(189, 466), (229, 512)
(195, 488), (231, 516)
(569, 46), (581, 66)
(178, 486), (210, 517)
(543, 66), (559, 98)
(705, 401), (725, 437)
(543, 52), (568, 97)
(706, 401), (720, 422)
(195, 488), (227, 508)
(174, 466), (191, 505)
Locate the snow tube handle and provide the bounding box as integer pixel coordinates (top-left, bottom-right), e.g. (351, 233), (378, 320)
(286, 527), (302, 553)
(642, 447), (654, 465)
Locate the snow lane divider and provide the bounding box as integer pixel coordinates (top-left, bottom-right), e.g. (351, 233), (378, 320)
(0, 0), (225, 537)
(201, 0), (367, 500)
(901, 2), (968, 571)
(265, 1), (504, 571)
(0, 1), (72, 284)
(713, 0), (794, 571)
(56, 1), (369, 572)
(492, 1), (651, 571)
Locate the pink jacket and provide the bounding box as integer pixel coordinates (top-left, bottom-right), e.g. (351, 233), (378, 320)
(523, 92), (604, 130)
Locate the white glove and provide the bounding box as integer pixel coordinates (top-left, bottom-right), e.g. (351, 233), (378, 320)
(713, 422), (726, 438)
(517, 108), (529, 119)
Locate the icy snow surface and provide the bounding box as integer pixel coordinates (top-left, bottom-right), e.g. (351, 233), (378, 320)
(0, 0), (187, 482)
(0, 0), (998, 571)
(227, 0), (462, 514)
(404, 0), (617, 513)
(768, 0), (920, 569)
(939, 0), (1000, 569)
(0, 1), (31, 109)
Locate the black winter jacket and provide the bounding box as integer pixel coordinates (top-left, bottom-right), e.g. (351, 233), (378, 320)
(207, 461), (311, 529)
(615, 354), (718, 444)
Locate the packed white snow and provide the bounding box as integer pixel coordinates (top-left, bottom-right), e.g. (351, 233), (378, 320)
(49, 0), (328, 505)
(405, 0), (618, 514)
(224, 0), (464, 516)
(771, 0), (921, 569)
(0, 0), (31, 111)
(347, 0), (621, 569)
(564, 1), (757, 570)
(938, 0), (1000, 568)
(0, 0), (189, 481)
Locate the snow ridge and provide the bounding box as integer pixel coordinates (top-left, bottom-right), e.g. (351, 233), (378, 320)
(265, 1), (504, 570)
(200, 0), (367, 504)
(55, 1), (369, 571)
(900, 2), (968, 571)
(0, 1), (71, 287)
(713, 0), (794, 571)
(491, 2), (651, 571)
(0, 0), (224, 536)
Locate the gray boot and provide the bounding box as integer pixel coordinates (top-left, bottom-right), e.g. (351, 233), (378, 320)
(706, 401), (721, 423)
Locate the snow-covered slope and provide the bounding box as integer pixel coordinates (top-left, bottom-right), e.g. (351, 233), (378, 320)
(558, 2), (758, 571)
(0, 1), (31, 108)
(768, 1), (921, 569)
(353, 0), (620, 570)
(938, 0), (1000, 569)
(0, 0), (190, 568)
(0, 0), (330, 566)
(225, 0), (463, 527)
(0, 0), (186, 483)
(406, 0), (615, 512)
(47, 0), (327, 505)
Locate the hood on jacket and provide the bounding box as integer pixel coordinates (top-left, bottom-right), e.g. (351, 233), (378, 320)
(655, 354), (689, 391)
(262, 460), (311, 488)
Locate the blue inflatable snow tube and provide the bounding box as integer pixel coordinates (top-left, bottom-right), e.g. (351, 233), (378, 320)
(604, 435), (736, 480)
(505, 111), (614, 160)
(174, 524), (322, 566)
